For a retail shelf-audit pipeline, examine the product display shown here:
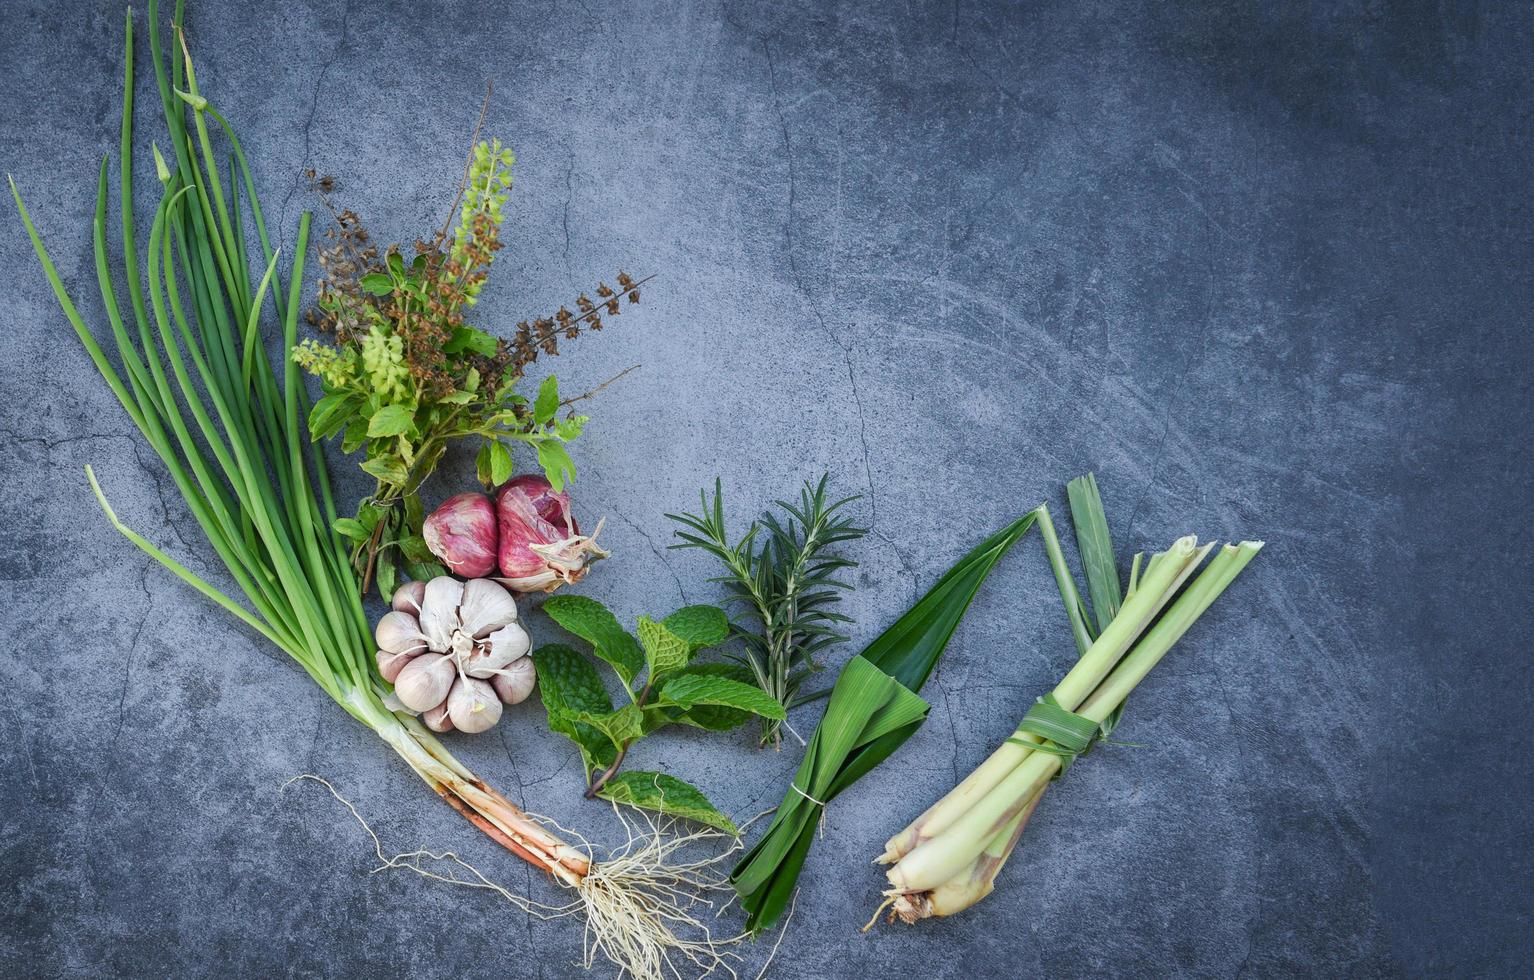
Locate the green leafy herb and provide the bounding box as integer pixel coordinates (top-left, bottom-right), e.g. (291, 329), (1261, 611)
(293, 137), (648, 598)
(536, 595), (783, 830)
(668, 475), (867, 747)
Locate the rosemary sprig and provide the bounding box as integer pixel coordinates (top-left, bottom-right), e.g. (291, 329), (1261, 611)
(668, 476), (867, 748)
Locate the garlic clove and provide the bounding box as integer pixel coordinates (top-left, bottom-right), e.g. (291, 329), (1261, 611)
(467, 622), (531, 678)
(393, 652), (456, 712)
(392, 579), (427, 615)
(457, 578), (519, 639)
(491, 656), (537, 705)
(447, 676), (502, 733)
(422, 701), (455, 733)
(376, 648), (418, 684)
(418, 576), (465, 652)
(375, 610), (427, 656)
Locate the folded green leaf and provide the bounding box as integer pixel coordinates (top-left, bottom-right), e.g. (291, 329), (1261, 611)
(367, 404), (416, 438)
(359, 454), (408, 485)
(537, 439), (576, 492)
(659, 673), (787, 721)
(308, 392), (356, 441)
(666, 663), (757, 731)
(332, 517), (369, 543)
(533, 644), (616, 776)
(488, 439), (513, 486)
(543, 594), (645, 686)
(596, 770), (738, 834)
(576, 704), (646, 754)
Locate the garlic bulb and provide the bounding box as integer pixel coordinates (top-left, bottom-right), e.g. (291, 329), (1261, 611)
(371, 574), (538, 735)
(458, 578), (519, 639)
(375, 610), (427, 656)
(418, 576), (464, 651)
(491, 656), (537, 705)
(394, 652), (456, 712)
(447, 676), (503, 733)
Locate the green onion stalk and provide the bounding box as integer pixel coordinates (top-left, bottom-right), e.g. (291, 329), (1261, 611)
(13, 5), (736, 976)
(872, 476), (1261, 923)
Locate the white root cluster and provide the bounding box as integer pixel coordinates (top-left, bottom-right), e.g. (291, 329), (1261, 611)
(287, 775), (754, 980)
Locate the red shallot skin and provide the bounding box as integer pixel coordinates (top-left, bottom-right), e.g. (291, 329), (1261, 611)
(496, 474), (578, 534)
(423, 492), (499, 578)
(494, 476), (608, 592)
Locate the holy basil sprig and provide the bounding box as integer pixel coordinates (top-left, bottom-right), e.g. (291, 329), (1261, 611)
(294, 136), (645, 600)
(534, 595), (786, 833)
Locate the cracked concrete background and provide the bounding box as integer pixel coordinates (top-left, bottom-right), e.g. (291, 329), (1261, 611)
(3, 1), (1531, 977)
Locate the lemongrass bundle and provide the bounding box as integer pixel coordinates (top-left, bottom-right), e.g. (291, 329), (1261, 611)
(873, 475), (1261, 922)
(13, 5), (734, 976)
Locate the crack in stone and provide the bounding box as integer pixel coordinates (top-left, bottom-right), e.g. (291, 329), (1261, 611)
(111, 560), (155, 753)
(609, 506), (688, 604)
(278, 0), (353, 250)
(759, 38), (918, 601)
(561, 152), (575, 285)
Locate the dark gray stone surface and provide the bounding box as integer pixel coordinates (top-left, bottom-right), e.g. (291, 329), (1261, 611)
(3, 1), (1530, 976)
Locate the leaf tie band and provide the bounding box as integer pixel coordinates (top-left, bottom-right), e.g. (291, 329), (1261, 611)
(1007, 694), (1102, 776)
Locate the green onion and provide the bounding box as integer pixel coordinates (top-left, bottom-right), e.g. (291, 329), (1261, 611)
(731, 511), (1038, 933)
(13, 5), (739, 975)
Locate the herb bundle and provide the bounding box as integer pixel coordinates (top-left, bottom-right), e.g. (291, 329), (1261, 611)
(296, 137), (645, 598)
(534, 595), (786, 831)
(874, 475), (1261, 923)
(12, 6), (733, 975)
(669, 476), (867, 747)
(731, 512), (1038, 933)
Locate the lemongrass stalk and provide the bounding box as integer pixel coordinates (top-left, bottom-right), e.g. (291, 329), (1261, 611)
(886, 541), (1262, 893)
(879, 535), (1203, 862)
(899, 784), (1043, 922)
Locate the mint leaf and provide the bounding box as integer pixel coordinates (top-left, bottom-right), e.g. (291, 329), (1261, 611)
(660, 673), (786, 721)
(575, 704), (644, 754)
(637, 616), (692, 681)
(533, 644), (616, 776)
(534, 374), (559, 425)
(367, 404), (416, 438)
(662, 605), (730, 651)
(595, 771), (738, 834)
(543, 595), (645, 687)
(665, 663), (757, 731)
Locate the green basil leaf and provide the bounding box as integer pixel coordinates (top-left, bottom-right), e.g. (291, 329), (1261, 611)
(367, 404), (416, 438)
(332, 517), (369, 543)
(307, 392), (355, 441)
(360, 272), (393, 296)
(534, 374), (560, 425)
(536, 439), (575, 492)
(359, 454), (409, 485)
(489, 439), (513, 487)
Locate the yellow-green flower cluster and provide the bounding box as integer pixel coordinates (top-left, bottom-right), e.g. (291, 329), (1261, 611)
(292, 338), (357, 389)
(360, 328), (411, 402)
(452, 138), (515, 304)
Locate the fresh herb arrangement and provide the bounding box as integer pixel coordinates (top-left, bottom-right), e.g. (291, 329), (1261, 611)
(873, 476), (1261, 923)
(295, 137), (645, 598)
(12, 7), (735, 976)
(731, 512), (1039, 933)
(669, 476), (867, 747)
(535, 595), (787, 831)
